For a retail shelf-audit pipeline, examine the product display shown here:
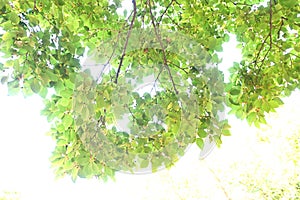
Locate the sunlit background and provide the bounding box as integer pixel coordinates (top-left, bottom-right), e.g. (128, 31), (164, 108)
(1, 29), (300, 199)
(1, 0), (300, 199)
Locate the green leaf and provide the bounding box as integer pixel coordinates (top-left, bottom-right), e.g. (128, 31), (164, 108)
(246, 112), (256, 125)
(30, 79), (41, 93)
(254, 121), (260, 128)
(58, 98), (70, 107)
(1, 76), (8, 84)
(27, 15), (39, 25)
(273, 97), (284, 106)
(7, 80), (20, 96)
(206, 101), (213, 112)
(197, 129), (207, 138)
(38, 87), (48, 98)
(259, 116), (267, 124)
(196, 138), (204, 149)
(213, 136), (222, 147)
(230, 88), (240, 95)
(208, 37), (217, 49)
(71, 167), (79, 182)
(228, 97), (239, 106)
(56, 0), (65, 6)
(222, 129), (231, 136)
(140, 159), (149, 168)
(63, 115), (73, 129)
(81, 106), (89, 121)
(262, 101), (270, 112)
(269, 100), (279, 108)
(224, 34), (230, 42)
(9, 12), (20, 24)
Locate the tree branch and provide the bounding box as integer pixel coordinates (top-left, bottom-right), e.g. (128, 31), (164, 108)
(168, 60), (188, 74)
(253, 33), (270, 67)
(33, 0), (38, 11)
(166, 13), (184, 30)
(94, 11), (135, 83)
(114, 0), (137, 84)
(229, 1), (252, 7)
(158, 1), (174, 24)
(269, 0), (273, 49)
(126, 105), (139, 125)
(150, 65), (164, 94)
(96, 30), (121, 83)
(147, 0), (178, 94)
(273, 43), (300, 59)
(277, 17), (284, 39)
(255, 46), (271, 78)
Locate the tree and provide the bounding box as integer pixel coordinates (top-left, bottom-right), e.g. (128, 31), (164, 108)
(0, 0), (299, 181)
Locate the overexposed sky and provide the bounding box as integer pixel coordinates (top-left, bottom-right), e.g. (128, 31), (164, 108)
(1, 81), (299, 200)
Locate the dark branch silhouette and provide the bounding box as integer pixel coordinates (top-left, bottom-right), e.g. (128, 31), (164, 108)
(269, 0), (273, 49)
(148, 0), (178, 94)
(115, 0), (137, 84)
(158, 1), (174, 25)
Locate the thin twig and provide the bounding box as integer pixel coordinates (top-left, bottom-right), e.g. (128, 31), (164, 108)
(114, 0), (137, 84)
(166, 13), (184, 30)
(149, 59), (187, 94)
(95, 11), (134, 83)
(256, 47), (271, 77)
(147, 0), (178, 94)
(273, 43), (300, 59)
(277, 17), (284, 39)
(253, 33), (270, 67)
(169, 60), (188, 74)
(150, 66), (164, 94)
(269, 0), (273, 49)
(229, 0), (252, 7)
(96, 30), (122, 83)
(158, 1), (174, 24)
(174, 0), (181, 6)
(127, 105), (139, 124)
(33, 0), (37, 11)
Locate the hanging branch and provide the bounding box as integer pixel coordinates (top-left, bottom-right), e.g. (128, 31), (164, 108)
(273, 43), (300, 59)
(169, 60), (188, 74)
(255, 0), (273, 71)
(157, 0), (174, 24)
(166, 13), (184, 30)
(94, 11), (135, 83)
(126, 104), (139, 125)
(277, 17), (284, 39)
(250, 32), (272, 83)
(253, 33), (270, 67)
(147, 0), (178, 94)
(269, 0), (273, 49)
(33, 0), (38, 11)
(257, 47), (271, 70)
(114, 0), (137, 84)
(229, 1), (252, 7)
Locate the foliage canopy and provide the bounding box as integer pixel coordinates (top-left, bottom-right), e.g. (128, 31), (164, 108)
(0, 0), (299, 181)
